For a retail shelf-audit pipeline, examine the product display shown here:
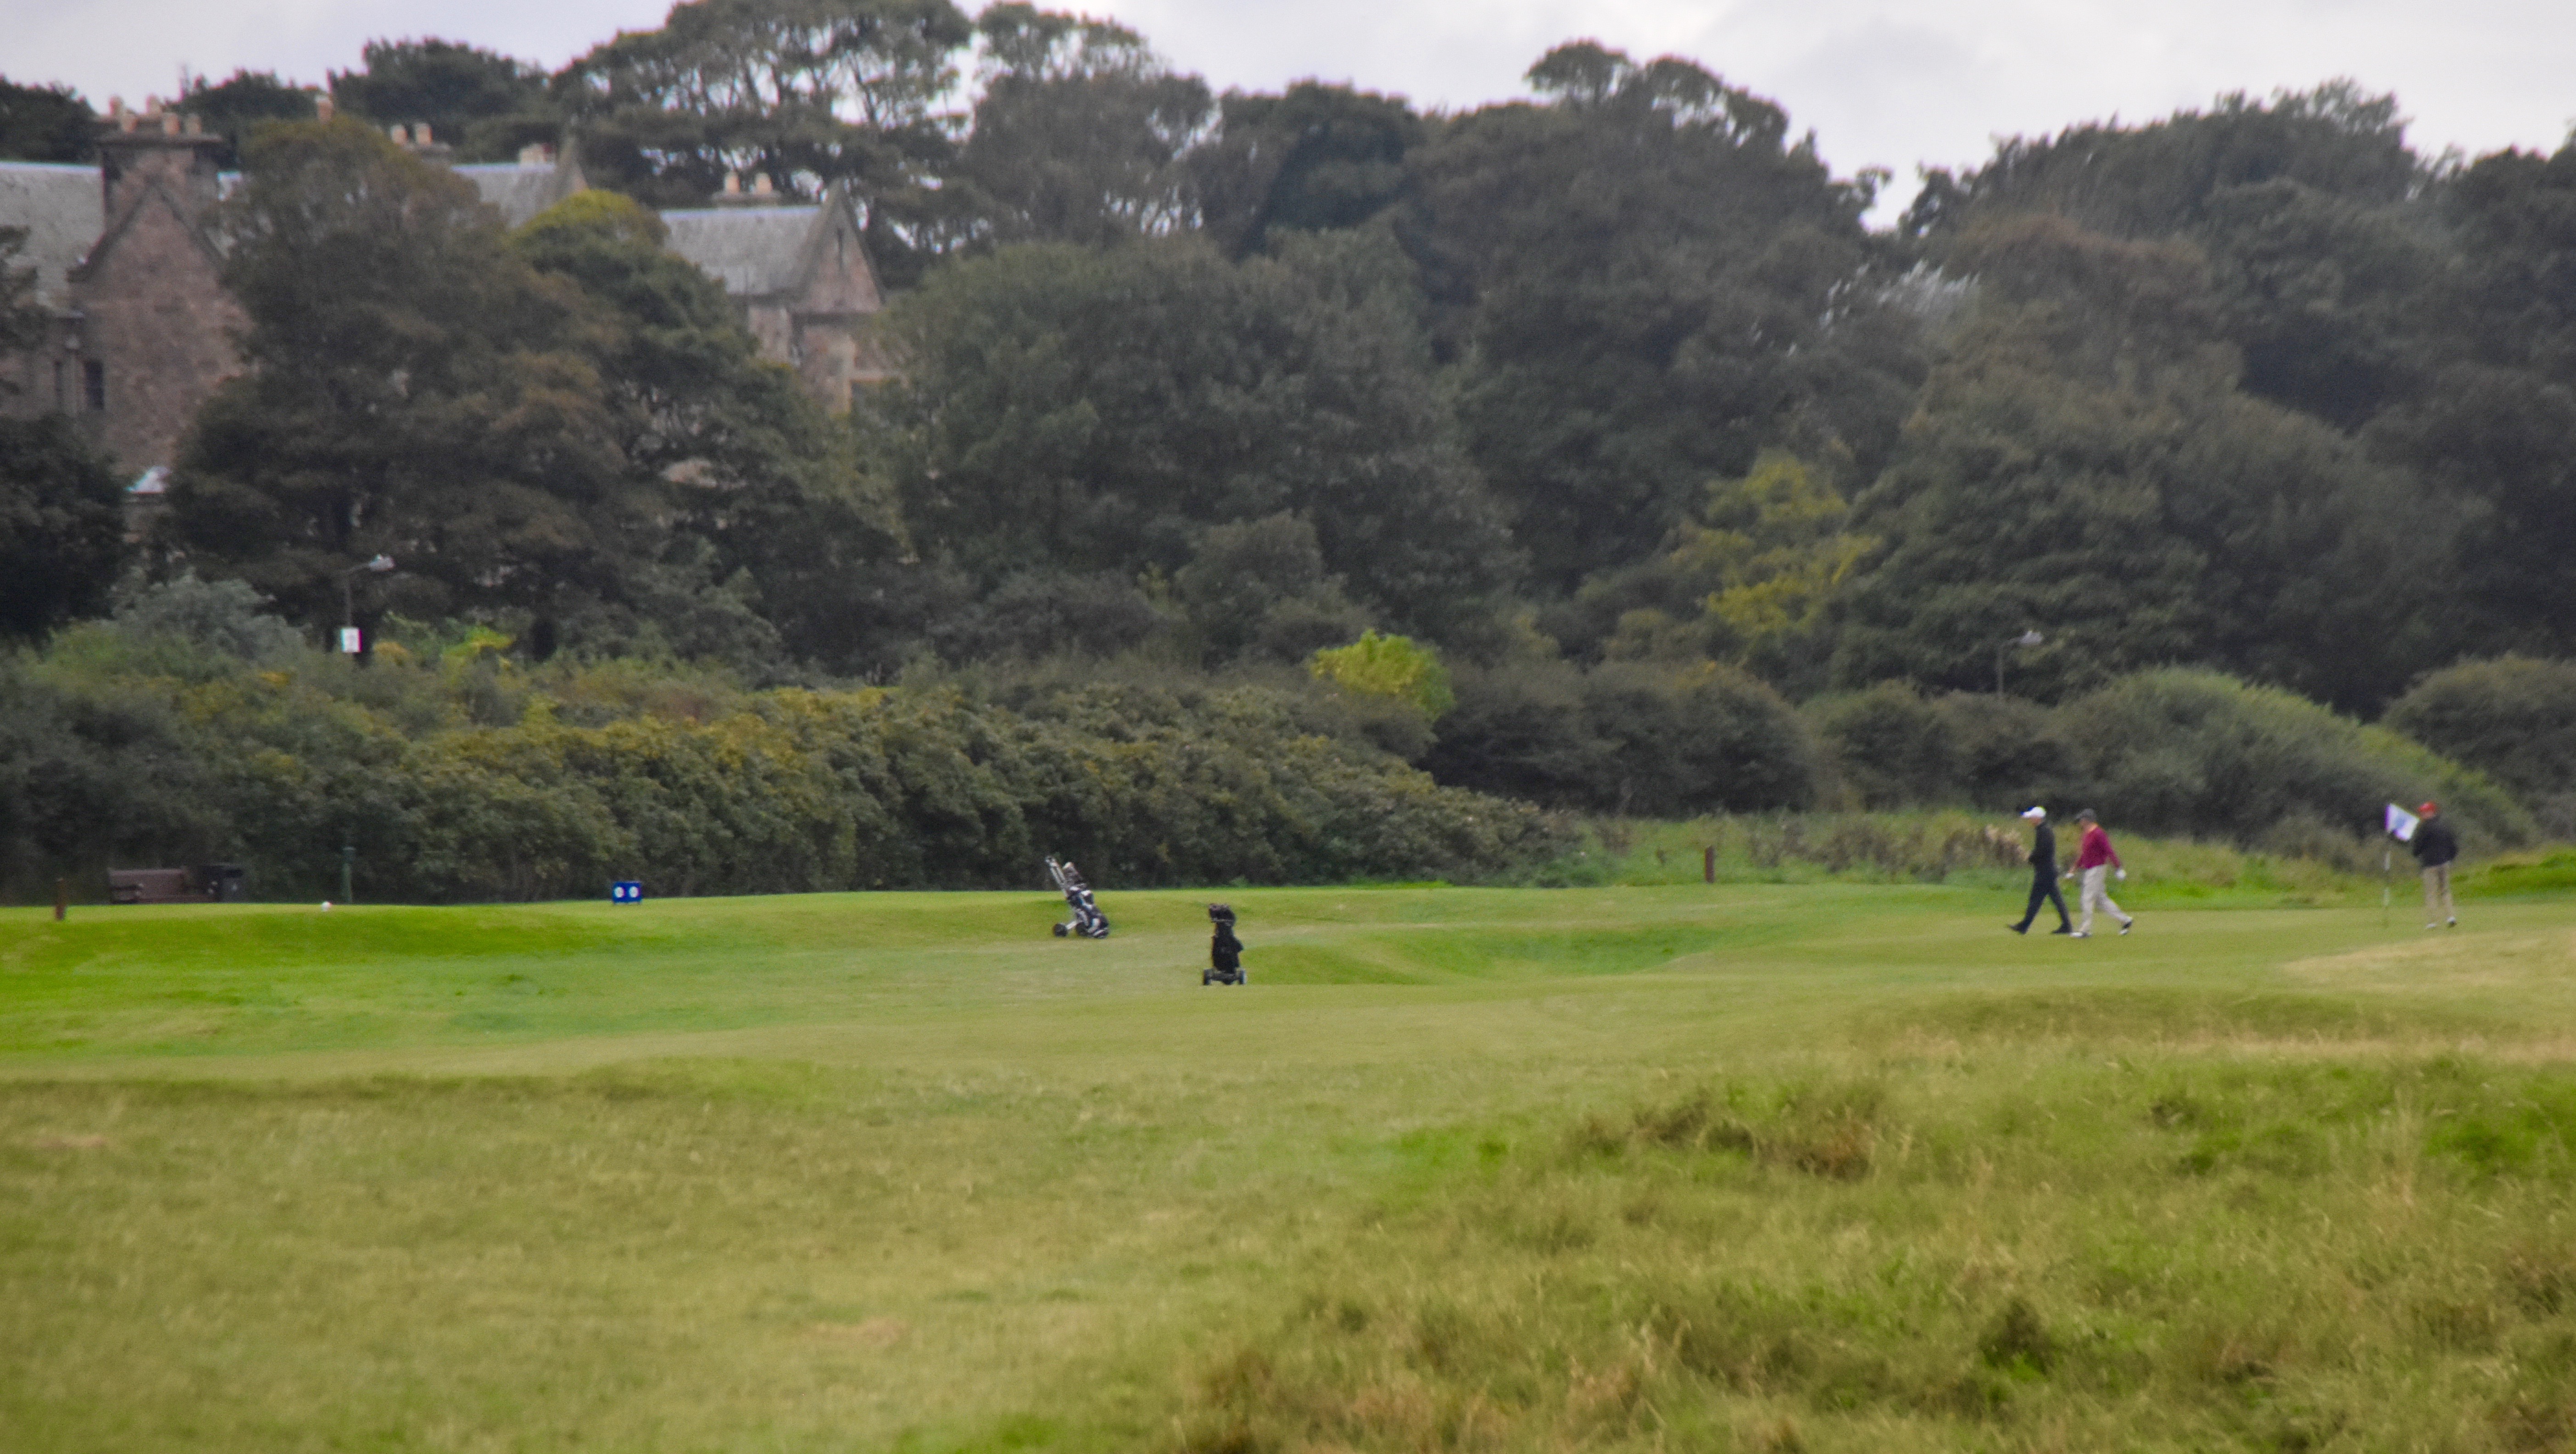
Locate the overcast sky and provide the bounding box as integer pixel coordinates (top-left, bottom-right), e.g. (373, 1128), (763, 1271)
(11, 0), (2572, 217)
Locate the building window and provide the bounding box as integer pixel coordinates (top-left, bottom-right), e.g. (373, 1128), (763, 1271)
(83, 360), (105, 412)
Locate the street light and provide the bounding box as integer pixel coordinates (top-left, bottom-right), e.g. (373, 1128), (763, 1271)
(340, 554), (394, 655)
(1997, 629), (2043, 696)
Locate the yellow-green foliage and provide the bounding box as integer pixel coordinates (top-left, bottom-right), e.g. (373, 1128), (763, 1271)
(1310, 629), (1455, 720)
(1674, 453), (1869, 652)
(1595, 453), (1874, 676)
(514, 186), (669, 246)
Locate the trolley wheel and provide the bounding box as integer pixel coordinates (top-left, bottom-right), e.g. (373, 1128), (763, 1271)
(1052, 922), (1068, 937)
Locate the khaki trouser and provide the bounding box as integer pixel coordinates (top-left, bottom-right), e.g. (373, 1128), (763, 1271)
(2078, 865), (2130, 934)
(2422, 862), (2456, 925)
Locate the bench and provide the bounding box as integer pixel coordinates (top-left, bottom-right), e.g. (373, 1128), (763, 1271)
(109, 868), (209, 904)
(108, 865), (245, 904)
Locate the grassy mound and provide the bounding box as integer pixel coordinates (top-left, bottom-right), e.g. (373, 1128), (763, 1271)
(4, 884), (2574, 1450)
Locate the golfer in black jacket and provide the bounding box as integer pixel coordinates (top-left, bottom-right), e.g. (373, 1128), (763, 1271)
(2411, 800), (2459, 929)
(2009, 806), (2074, 935)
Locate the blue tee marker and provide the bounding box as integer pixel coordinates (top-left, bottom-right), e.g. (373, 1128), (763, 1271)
(611, 881), (644, 903)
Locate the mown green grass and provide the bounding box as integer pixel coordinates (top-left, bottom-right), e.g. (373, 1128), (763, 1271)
(4, 881), (2575, 1451)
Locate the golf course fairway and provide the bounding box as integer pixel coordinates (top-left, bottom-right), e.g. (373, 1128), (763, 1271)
(5, 882), (2575, 1452)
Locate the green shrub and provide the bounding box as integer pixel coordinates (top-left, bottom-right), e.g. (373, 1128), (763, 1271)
(107, 573), (307, 668)
(2054, 669), (2532, 849)
(1428, 660), (1824, 816)
(2386, 657), (2576, 836)
(1808, 683), (1957, 808)
(1310, 630), (1455, 719)
(0, 659), (227, 893)
(1929, 692), (2080, 811)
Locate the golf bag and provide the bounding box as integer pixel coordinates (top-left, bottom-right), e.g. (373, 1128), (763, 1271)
(1046, 856), (1111, 939)
(1205, 903), (1244, 985)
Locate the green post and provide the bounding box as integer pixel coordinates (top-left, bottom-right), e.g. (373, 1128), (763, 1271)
(340, 845), (355, 905)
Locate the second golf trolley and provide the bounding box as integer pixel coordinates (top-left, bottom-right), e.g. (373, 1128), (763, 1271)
(1046, 856), (1111, 939)
(1205, 902), (1244, 986)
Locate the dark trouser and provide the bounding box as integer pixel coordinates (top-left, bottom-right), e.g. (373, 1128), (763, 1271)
(2016, 870), (2070, 931)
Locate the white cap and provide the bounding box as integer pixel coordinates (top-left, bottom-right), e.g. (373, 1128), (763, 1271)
(2020, 806), (2046, 820)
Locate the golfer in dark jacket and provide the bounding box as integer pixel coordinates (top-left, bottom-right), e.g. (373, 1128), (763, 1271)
(2010, 806), (2074, 935)
(2411, 801), (2459, 928)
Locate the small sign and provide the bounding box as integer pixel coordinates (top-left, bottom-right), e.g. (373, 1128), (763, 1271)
(338, 627), (364, 654)
(611, 881), (644, 903)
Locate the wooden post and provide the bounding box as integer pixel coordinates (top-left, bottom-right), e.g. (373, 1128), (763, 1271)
(54, 877), (68, 922)
(1703, 845), (1716, 884)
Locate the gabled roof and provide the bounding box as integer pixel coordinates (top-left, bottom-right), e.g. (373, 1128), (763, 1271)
(659, 203), (829, 299)
(453, 159), (584, 229)
(72, 171), (225, 283)
(0, 162), (104, 307)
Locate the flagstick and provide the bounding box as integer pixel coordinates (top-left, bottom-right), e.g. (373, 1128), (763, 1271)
(2382, 844), (2391, 928)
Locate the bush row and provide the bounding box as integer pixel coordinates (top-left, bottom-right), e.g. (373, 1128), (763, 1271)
(1418, 660), (2533, 851)
(0, 643), (1567, 903)
(1801, 671), (2532, 849)
(3, 587), (2549, 902)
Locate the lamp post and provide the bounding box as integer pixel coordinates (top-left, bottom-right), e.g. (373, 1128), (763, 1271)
(339, 554), (394, 655)
(1997, 629), (2043, 696)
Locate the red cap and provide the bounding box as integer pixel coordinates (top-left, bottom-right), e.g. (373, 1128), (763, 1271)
(2420, 801), (2438, 816)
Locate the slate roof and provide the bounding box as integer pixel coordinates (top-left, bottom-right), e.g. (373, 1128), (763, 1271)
(0, 162), (104, 306)
(659, 206), (823, 299)
(453, 161), (582, 229)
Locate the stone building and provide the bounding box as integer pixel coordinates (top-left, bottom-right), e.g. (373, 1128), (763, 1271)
(660, 175), (892, 412)
(0, 105), (243, 477)
(0, 106), (885, 487)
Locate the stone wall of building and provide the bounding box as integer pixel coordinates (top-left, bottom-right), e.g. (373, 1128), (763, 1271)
(785, 201), (889, 412)
(68, 120), (245, 472)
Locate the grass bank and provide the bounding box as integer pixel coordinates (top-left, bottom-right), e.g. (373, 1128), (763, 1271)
(4, 883), (2574, 1450)
(1546, 811), (2576, 910)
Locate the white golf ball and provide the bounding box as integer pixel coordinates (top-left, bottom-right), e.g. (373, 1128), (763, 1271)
(321, 901), (333, 911)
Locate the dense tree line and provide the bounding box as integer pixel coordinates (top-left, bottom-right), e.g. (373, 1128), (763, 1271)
(7, 4), (2576, 896)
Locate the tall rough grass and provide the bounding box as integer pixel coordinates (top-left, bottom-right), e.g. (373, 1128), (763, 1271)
(1171, 1049), (2576, 1452)
(1528, 811), (2477, 906)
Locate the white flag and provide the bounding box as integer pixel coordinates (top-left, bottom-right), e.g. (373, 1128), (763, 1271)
(2385, 803), (2418, 842)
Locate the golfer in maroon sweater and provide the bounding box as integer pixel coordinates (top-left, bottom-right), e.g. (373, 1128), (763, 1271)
(2068, 809), (2133, 938)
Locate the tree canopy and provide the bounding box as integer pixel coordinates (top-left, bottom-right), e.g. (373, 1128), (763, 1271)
(864, 228), (1518, 638)
(329, 39), (555, 161)
(164, 119), (882, 665)
(0, 78), (93, 162)
(8, 22), (2572, 746)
